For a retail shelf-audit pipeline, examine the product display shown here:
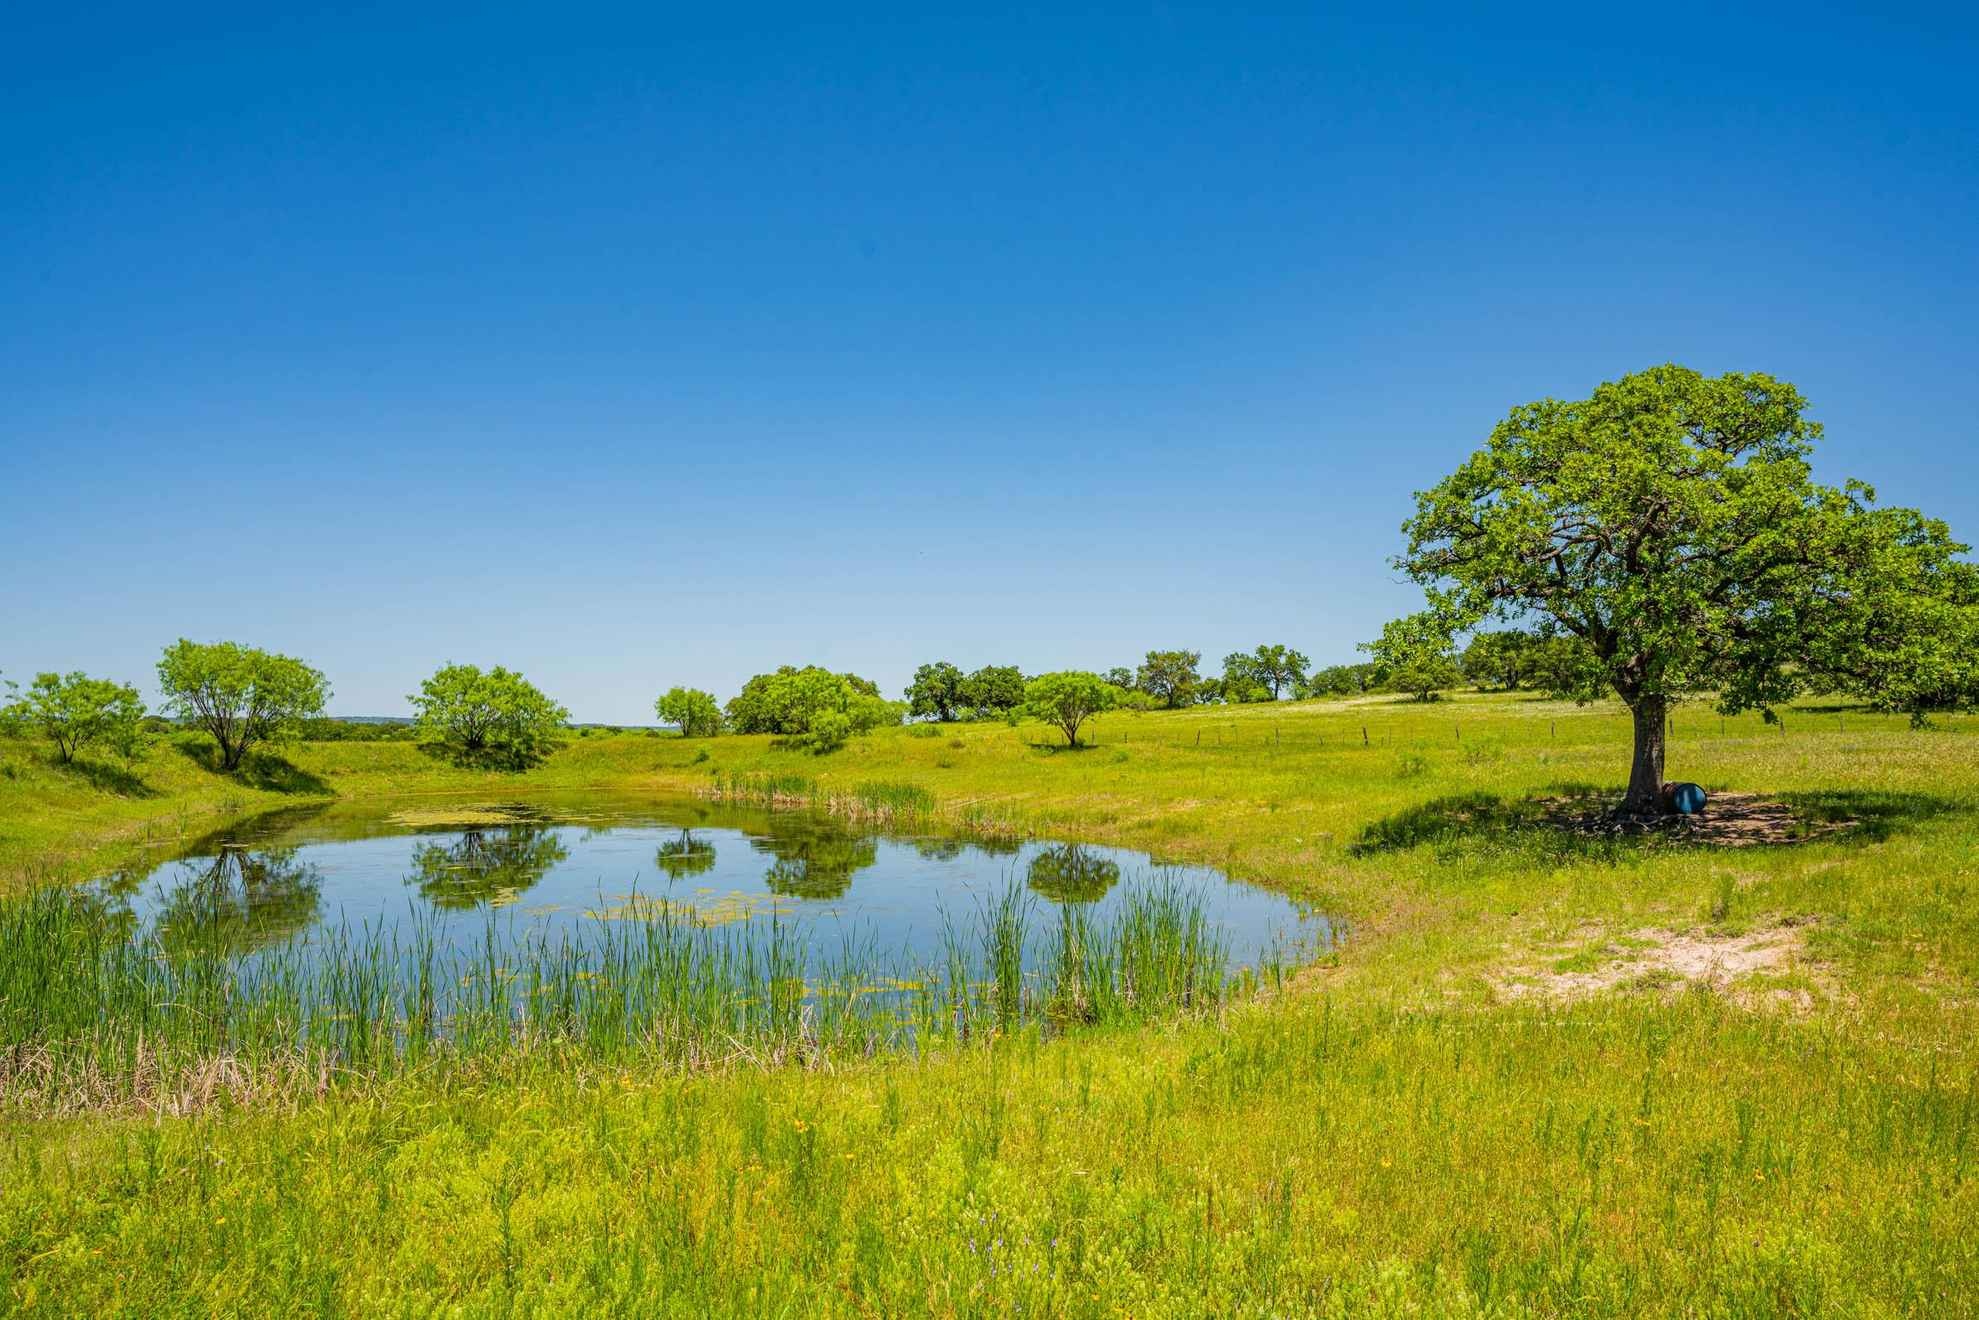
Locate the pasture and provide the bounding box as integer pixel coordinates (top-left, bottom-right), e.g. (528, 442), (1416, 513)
(2, 691), (1975, 1313)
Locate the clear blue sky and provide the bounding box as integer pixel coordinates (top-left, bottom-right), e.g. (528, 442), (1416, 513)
(5, 3), (1976, 723)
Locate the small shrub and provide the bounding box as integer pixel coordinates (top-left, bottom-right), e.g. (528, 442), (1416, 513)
(808, 710), (853, 754)
(1396, 752), (1430, 779)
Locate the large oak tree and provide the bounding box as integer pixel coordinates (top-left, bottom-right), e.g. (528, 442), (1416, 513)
(1395, 365), (1970, 817)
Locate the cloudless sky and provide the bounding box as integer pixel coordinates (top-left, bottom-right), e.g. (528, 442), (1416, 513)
(5, 3), (1976, 722)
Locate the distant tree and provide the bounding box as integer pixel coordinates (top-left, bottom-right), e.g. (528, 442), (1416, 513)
(1250, 644), (1310, 700)
(959, 664), (1027, 719)
(1525, 629), (1605, 699)
(1362, 617), (1462, 702)
(726, 667), (803, 735)
(1814, 524), (1979, 724)
(1218, 653), (1272, 704)
(1461, 631), (1538, 691)
(1301, 663), (1377, 698)
(655, 686), (723, 737)
(725, 666), (902, 750)
(157, 640), (330, 772)
(1192, 673), (1226, 704)
(4, 671), (146, 764)
(410, 663), (569, 767)
(1394, 364), (1972, 815)
(1135, 650), (1202, 709)
(1104, 666), (1137, 691)
(906, 661), (967, 722)
(1297, 668), (1339, 698)
(1024, 671), (1118, 747)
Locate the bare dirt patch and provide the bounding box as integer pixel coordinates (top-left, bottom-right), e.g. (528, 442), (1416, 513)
(1539, 792), (1855, 847)
(1496, 919), (1826, 1006)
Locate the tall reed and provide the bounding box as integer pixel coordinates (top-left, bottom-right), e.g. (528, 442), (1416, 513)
(0, 874), (1248, 1109)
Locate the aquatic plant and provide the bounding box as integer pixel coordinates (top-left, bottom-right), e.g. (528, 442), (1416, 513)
(0, 875), (1244, 1109)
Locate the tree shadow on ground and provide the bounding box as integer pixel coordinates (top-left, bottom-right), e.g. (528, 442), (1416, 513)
(173, 741), (332, 795)
(1025, 741), (1101, 754)
(1350, 784), (1964, 859)
(1775, 789), (1967, 844)
(1349, 791), (1565, 859)
(414, 740), (555, 772)
(51, 755), (160, 799)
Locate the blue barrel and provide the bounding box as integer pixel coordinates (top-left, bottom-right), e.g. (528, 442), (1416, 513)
(1669, 782), (1707, 815)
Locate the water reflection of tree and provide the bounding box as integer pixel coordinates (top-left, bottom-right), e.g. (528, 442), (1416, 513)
(751, 818), (877, 901)
(656, 829), (717, 880)
(408, 826), (569, 910)
(1025, 844), (1121, 906)
(913, 835), (1022, 863)
(154, 847), (325, 958)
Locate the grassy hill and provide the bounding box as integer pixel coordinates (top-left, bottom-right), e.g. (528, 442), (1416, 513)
(2, 692), (1975, 1312)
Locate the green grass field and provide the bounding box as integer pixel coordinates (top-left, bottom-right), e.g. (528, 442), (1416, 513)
(3, 693), (1976, 1314)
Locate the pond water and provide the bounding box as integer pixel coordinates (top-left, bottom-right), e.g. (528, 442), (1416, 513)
(89, 794), (1327, 981)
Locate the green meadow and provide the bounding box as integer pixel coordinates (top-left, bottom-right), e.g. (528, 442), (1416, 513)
(3, 692), (1977, 1314)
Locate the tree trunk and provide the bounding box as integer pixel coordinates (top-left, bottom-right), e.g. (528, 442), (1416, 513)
(1622, 695), (1667, 817)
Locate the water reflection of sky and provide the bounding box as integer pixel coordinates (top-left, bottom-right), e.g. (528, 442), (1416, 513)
(92, 799), (1326, 973)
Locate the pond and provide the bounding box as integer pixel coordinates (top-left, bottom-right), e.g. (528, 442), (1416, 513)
(3, 794), (1337, 1082)
(89, 793), (1326, 982)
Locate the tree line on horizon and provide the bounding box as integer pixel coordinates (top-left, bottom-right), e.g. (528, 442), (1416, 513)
(6, 367), (1975, 813)
(0, 628), (1594, 775)
(7, 610), (1969, 774)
